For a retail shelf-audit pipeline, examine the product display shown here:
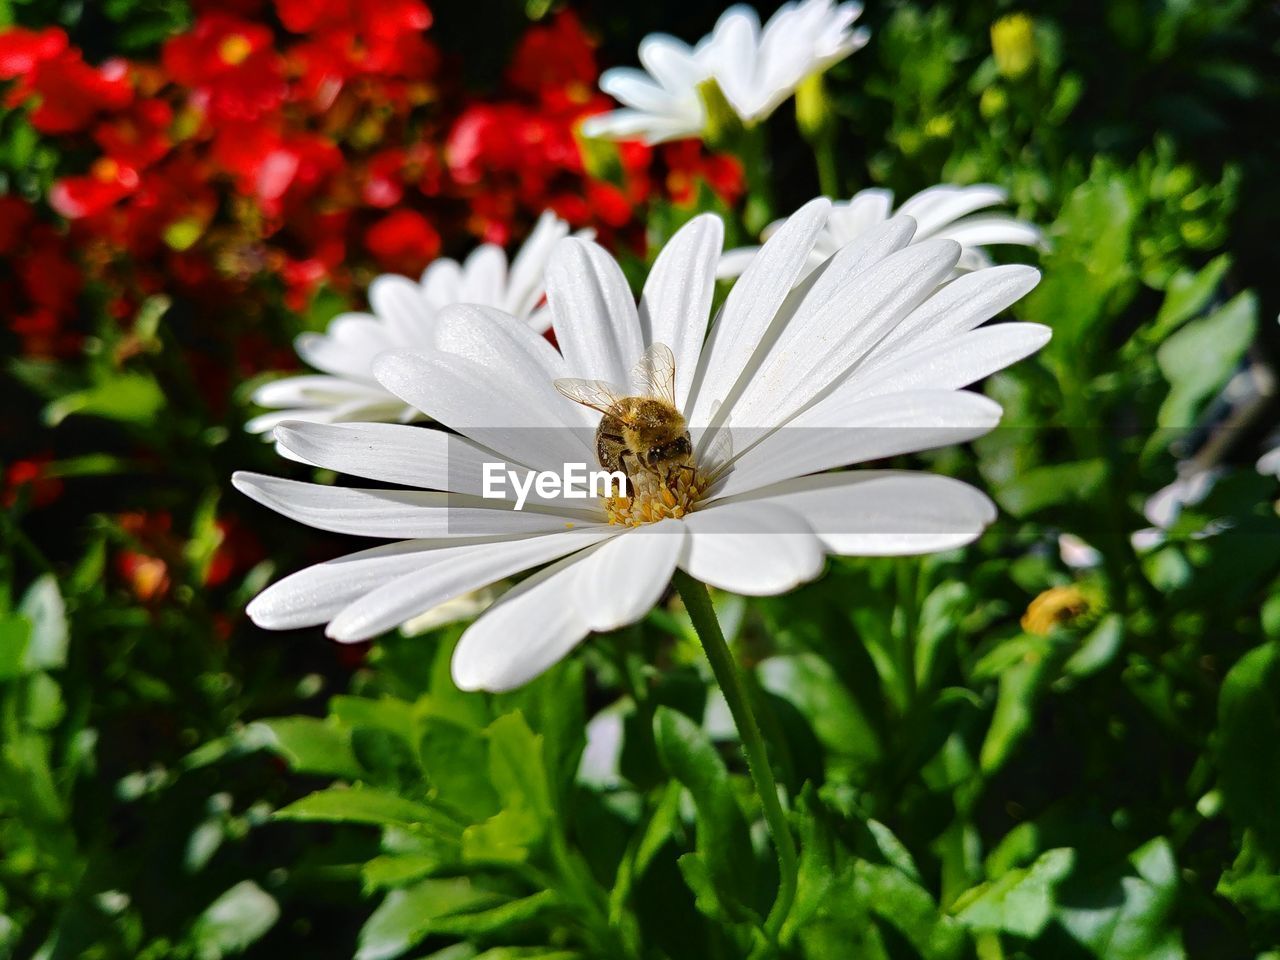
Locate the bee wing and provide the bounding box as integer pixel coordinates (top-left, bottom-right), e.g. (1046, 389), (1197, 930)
(632, 342), (677, 405)
(553, 378), (625, 416)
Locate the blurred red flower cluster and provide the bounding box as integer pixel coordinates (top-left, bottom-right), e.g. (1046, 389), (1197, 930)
(0, 4), (743, 360)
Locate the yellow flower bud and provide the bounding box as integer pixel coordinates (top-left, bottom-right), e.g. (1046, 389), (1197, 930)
(991, 13), (1036, 80)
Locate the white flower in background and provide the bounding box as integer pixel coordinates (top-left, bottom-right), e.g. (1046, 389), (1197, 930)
(719, 184), (1046, 278)
(1131, 468), (1222, 551)
(581, 0), (869, 145)
(234, 201), (1048, 692)
(1058, 533), (1101, 570)
(246, 211), (576, 436)
(1258, 441), (1280, 478)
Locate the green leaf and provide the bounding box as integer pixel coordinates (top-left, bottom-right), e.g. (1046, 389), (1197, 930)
(1156, 291), (1257, 427)
(44, 372), (166, 426)
(653, 706), (758, 922)
(419, 718), (499, 820)
(189, 882), (280, 960)
(0, 614), (32, 681)
(486, 712), (552, 821)
(1147, 254), (1231, 340)
(1217, 641), (1280, 856)
(461, 807), (542, 864)
(758, 653), (882, 766)
(953, 848), (1075, 937)
(979, 637), (1058, 775)
(1063, 615), (1124, 678)
(362, 854), (441, 891)
(995, 459), (1108, 518)
(275, 787), (458, 838)
(356, 879), (504, 960)
(254, 717), (362, 779)
(1054, 838), (1185, 960)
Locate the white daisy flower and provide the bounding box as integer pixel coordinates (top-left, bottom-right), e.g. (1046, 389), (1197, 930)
(1258, 441), (1280, 478)
(719, 184), (1046, 279)
(234, 200), (1048, 692)
(246, 211), (576, 437)
(581, 0), (869, 145)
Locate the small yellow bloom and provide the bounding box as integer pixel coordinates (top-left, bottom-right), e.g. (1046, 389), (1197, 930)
(795, 73), (832, 140)
(1022, 584), (1091, 636)
(991, 13), (1036, 80)
(924, 114), (955, 139)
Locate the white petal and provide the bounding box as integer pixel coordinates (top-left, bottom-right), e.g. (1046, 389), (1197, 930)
(272, 420), (506, 494)
(421, 258), (464, 308)
(726, 471), (996, 555)
(687, 197), (830, 426)
(369, 274), (436, 347)
(459, 244), (508, 305)
(452, 552), (597, 692)
(246, 539), (462, 630)
(373, 351), (593, 472)
(574, 521), (685, 631)
(712, 390), (1002, 498)
(727, 236), (961, 437)
(506, 211), (569, 321)
(327, 528), (614, 642)
(848, 323), (1051, 399)
(708, 7), (763, 119)
(870, 264), (1041, 361)
(580, 109), (698, 145)
(679, 500), (825, 595)
(937, 216), (1046, 251)
(638, 214), (724, 411)
(295, 314), (393, 380)
(232, 472), (596, 538)
(434, 303), (569, 384)
(638, 34), (707, 90)
(715, 246), (760, 279)
(897, 184), (1008, 236)
(546, 237), (645, 386)
(251, 374), (389, 410)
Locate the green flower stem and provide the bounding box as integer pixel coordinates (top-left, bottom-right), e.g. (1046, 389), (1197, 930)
(738, 124), (776, 236)
(812, 128), (841, 198)
(673, 570), (797, 940)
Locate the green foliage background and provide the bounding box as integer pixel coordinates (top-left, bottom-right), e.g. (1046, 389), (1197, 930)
(4, 0), (1280, 958)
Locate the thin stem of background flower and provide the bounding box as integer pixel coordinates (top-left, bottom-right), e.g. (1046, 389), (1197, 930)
(738, 125), (777, 235)
(673, 570), (798, 942)
(813, 131), (841, 198)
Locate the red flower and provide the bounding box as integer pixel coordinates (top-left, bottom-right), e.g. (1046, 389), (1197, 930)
(93, 98), (173, 171)
(0, 26), (68, 78)
(507, 11), (598, 112)
(50, 157), (141, 219)
(162, 15), (284, 122)
(0, 194), (34, 254)
(6, 39), (133, 134)
(364, 209), (440, 275)
(661, 141), (745, 207)
(3, 454), (64, 509)
(362, 148), (407, 207)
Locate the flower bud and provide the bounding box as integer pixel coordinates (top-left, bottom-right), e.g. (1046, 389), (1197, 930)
(991, 13), (1036, 80)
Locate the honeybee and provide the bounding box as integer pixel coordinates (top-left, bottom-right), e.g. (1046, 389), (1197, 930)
(554, 343), (695, 499)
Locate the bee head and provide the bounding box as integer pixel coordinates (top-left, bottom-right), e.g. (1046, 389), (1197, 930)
(648, 434), (692, 464)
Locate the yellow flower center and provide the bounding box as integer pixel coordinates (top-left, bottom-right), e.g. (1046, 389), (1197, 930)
(218, 34), (254, 67)
(604, 468), (703, 527)
(92, 157), (121, 183)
